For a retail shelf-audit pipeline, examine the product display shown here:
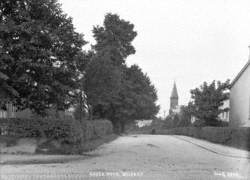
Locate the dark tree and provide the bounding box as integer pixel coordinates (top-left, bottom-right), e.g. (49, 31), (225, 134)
(176, 105), (192, 127)
(189, 80), (230, 126)
(85, 13), (137, 122)
(112, 65), (159, 132)
(73, 104), (88, 121)
(85, 56), (122, 119)
(0, 0), (87, 114)
(92, 13), (137, 66)
(85, 14), (158, 132)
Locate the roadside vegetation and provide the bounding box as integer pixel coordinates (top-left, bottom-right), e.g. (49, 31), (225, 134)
(164, 80), (230, 129)
(0, 0), (159, 154)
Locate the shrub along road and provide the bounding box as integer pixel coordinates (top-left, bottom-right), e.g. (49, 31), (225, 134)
(1, 135), (250, 180)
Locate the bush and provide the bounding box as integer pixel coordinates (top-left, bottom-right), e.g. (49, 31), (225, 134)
(0, 117), (84, 145)
(73, 105), (88, 121)
(0, 118), (113, 143)
(1, 117), (113, 154)
(81, 119), (113, 141)
(192, 119), (229, 127)
(39, 117), (84, 144)
(151, 129), (156, 134)
(192, 119), (206, 127)
(3, 118), (43, 137)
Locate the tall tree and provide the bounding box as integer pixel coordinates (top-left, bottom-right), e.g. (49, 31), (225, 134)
(189, 80), (230, 126)
(0, 0), (87, 114)
(92, 13), (137, 65)
(85, 55), (122, 118)
(85, 14), (159, 132)
(113, 65), (159, 132)
(85, 13), (137, 120)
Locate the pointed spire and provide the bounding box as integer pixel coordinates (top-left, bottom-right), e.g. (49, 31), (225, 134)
(171, 81), (178, 98)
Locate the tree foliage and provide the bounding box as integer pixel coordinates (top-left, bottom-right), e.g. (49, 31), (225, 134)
(92, 13), (137, 65)
(84, 13), (159, 132)
(164, 105), (192, 128)
(177, 105), (192, 127)
(85, 56), (122, 118)
(115, 65), (159, 121)
(0, 0), (87, 114)
(189, 80), (230, 126)
(73, 104), (88, 121)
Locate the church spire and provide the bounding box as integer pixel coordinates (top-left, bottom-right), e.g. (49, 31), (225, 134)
(171, 81), (178, 99)
(169, 81), (179, 114)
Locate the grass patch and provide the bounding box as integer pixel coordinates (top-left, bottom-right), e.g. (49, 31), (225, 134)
(0, 155), (90, 165)
(1, 134), (118, 165)
(0, 136), (18, 147)
(36, 134), (118, 155)
(82, 134), (118, 152)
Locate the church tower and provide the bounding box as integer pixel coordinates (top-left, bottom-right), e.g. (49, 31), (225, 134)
(169, 81), (179, 114)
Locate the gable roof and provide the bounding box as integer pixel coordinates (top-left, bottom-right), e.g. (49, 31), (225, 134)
(230, 60), (250, 88)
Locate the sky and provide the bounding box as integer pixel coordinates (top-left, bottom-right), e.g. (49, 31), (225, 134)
(59, 0), (250, 117)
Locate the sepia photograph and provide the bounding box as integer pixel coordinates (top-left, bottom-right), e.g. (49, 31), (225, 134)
(0, 0), (250, 179)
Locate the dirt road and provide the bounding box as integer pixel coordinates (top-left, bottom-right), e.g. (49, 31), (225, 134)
(1, 135), (250, 179)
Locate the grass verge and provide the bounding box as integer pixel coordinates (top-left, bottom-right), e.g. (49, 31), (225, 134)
(81, 134), (118, 152)
(0, 134), (118, 165)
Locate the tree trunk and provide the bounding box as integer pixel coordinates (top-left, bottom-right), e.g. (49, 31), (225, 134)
(120, 121), (125, 134)
(88, 104), (93, 120)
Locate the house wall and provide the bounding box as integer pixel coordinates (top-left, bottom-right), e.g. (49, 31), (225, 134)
(230, 65), (250, 127)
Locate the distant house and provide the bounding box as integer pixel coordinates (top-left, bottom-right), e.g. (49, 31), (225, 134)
(0, 101), (72, 119)
(229, 47), (250, 127)
(0, 102), (16, 118)
(218, 99), (230, 122)
(136, 120), (153, 128)
(0, 80), (74, 120)
(0, 87), (17, 118)
(191, 115), (198, 124)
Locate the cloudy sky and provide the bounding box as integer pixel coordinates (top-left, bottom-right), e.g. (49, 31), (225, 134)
(60, 0), (250, 116)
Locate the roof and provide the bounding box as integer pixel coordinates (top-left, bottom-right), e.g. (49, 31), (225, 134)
(230, 60), (250, 88)
(171, 82), (178, 98)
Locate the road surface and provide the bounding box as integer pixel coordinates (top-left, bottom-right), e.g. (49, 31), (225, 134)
(1, 135), (250, 179)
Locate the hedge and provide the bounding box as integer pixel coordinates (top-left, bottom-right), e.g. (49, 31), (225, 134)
(158, 126), (250, 150)
(0, 118), (113, 145)
(81, 119), (113, 140)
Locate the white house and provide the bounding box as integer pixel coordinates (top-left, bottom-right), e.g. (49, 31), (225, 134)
(0, 102), (16, 118)
(218, 99), (230, 122)
(229, 47), (250, 127)
(136, 120), (153, 128)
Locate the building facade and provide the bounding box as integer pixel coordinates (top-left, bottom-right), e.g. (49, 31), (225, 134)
(0, 102), (72, 119)
(229, 47), (250, 127)
(0, 102), (16, 118)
